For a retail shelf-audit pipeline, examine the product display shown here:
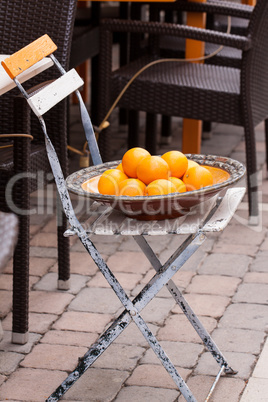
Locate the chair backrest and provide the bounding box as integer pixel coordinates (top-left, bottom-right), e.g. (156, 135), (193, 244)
(242, 0), (268, 124)
(0, 0), (77, 135)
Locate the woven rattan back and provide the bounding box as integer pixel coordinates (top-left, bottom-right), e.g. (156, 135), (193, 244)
(242, 0), (268, 125)
(0, 0), (77, 136)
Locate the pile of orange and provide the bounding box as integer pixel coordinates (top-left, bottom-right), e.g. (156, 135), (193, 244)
(98, 147), (214, 196)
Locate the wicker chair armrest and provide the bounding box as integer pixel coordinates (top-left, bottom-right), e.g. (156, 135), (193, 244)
(154, 0), (253, 20)
(101, 19), (251, 51)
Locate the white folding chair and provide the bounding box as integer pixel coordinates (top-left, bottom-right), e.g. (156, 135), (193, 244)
(2, 35), (246, 402)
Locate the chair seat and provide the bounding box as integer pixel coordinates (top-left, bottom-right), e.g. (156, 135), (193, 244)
(0, 143), (48, 171)
(112, 58), (241, 124)
(0, 143), (50, 195)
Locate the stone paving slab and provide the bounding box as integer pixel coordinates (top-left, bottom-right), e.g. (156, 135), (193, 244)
(61, 368), (129, 401)
(178, 375), (246, 402)
(1, 312), (59, 335)
(126, 363), (191, 389)
(106, 250), (152, 274)
(233, 283), (268, 304)
(0, 291), (12, 318)
(158, 314), (217, 344)
(140, 340), (203, 369)
(93, 343), (145, 370)
(41, 329), (98, 348)
(0, 331), (41, 354)
(0, 368), (68, 401)
(68, 287), (122, 315)
(186, 274), (241, 296)
(210, 328), (266, 355)
(88, 270), (143, 290)
(21, 343), (88, 371)
(1, 115), (268, 401)
(198, 253), (252, 277)
(53, 311), (113, 334)
(250, 250), (268, 272)
(240, 378), (268, 402)
(0, 351), (24, 376)
(114, 385), (180, 401)
(35, 272), (89, 294)
(172, 293), (230, 318)
(194, 351), (256, 380)
(29, 290), (74, 314)
(219, 303), (268, 331)
(113, 322), (159, 347)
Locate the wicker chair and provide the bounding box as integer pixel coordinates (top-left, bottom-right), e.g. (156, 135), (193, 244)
(98, 0), (267, 223)
(0, 0), (77, 344)
(152, 1), (253, 138)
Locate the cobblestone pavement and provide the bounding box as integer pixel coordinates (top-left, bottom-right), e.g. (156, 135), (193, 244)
(0, 107), (268, 401)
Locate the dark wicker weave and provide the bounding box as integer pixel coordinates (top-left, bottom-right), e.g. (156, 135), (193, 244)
(150, 1), (253, 138)
(98, 0), (268, 221)
(0, 0), (77, 342)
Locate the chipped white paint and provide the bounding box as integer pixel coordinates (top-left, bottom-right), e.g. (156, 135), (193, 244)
(27, 68), (84, 116)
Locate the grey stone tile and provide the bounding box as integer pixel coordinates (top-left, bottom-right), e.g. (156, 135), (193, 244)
(250, 250), (268, 273)
(126, 363), (191, 389)
(34, 273), (89, 295)
(240, 378), (268, 402)
(142, 296), (176, 325)
(233, 283), (268, 304)
(61, 368), (129, 401)
(113, 322), (159, 347)
(172, 293), (230, 319)
(0, 367), (67, 401)
(158, 313), (217, 344)
(0, 351), (24, 375)
(219, 303), (268, 331)
(68, 287), (122, 315)
(115, 385), (179, 402)
(178, 375), (245, 402)
(198, 253), (251, 277)
(0, 332), (41, 354)
(141, 340), (203, 369)
(194, 351), (256, 380)
(93, 343), (145, 370)
(211, 328), (265, 354)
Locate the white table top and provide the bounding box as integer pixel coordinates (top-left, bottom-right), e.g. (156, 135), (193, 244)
(0, 55), (53, 96)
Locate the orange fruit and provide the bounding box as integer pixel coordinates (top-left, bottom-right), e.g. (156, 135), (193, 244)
(118, 178), (146, 197)
(122, 147), (150, 178)
(182, 165), (213, 191)
(187, 160), (199, 170)
(161, 150), (188, 178)
(98, 169), (128, 195)
(116, 162), (126, 173)
(169, 177), (186, 193)
(137, 155), (170, 185)
(147, 179), (177, 196)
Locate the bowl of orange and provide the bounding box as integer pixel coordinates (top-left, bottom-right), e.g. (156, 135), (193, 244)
(66, 149), (245, 220)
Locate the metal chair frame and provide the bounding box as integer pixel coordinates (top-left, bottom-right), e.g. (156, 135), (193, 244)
(2, 36), (246, 402)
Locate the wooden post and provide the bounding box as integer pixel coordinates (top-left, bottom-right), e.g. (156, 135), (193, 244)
(241, 0), (256, 5)
(182, 0), (207, 154)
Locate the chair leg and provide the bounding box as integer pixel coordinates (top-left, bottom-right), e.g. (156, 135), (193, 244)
(244, 124), (259, 224)
(145, 113), (158, 155)
(160, 115), (172, 145)
(128, 110), (140, 149)
(265, 119), (268, 177)
(57, 197), (70, 290)
(11, 137), (31, 344)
